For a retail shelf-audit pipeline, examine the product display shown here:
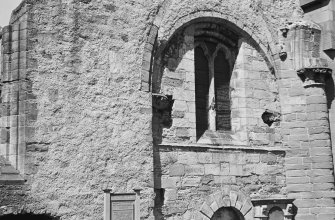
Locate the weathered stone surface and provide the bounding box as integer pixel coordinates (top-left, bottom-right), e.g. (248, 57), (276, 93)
(1, 0), (335, 220)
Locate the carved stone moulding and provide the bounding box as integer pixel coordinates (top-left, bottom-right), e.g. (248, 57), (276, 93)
(297, 67), (332, 88)
(252, 198), (296, 220)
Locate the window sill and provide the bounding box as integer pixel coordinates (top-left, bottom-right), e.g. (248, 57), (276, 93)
(197, 130), (247, 146)
(158, 142), (287, 153)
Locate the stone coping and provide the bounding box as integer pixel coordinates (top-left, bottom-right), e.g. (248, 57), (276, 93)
(158, 143), (287, 153)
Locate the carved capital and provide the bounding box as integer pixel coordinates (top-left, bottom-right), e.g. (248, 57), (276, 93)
(152, 93), (174, 127)
(297, 67), (331, 87)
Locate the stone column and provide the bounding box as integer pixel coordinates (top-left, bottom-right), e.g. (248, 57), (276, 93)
(278, 21), (335, 220)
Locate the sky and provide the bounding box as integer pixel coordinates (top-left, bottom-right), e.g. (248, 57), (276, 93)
(0, 0), (23, 27)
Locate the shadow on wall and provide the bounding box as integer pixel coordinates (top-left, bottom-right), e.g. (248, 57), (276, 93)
(301, 0), (330, 13)
(0, 214), (59, 220)
(326, 75), (335, 109)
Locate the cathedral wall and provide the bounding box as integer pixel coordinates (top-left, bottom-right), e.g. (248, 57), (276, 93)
(1, 0), (335, 220)
(155, 148), (286, 219)
(1, 0), (155, 219)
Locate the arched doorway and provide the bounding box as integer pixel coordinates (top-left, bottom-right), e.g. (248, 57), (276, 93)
(211, 207), (244, 220)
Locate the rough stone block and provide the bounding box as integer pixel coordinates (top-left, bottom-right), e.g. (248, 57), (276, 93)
(246, 153), (259, 163)
(309, 133), (330, 141)
(317, 199), (335, 207)
(294, 214), (316, 220)
(285, 157), (303, 165)
(175, 127), (189, 137)
(178, 152), (198, 165)
(287, 183), (313, 192)
(161, 176), (180, 189)
(197, 152), (213, 164)
(317, 214), (335, 220)
(310, 156), (333, 163)
(307, 169), (333, 177)
(209, 201), (219, 213)
(220, 163), (230, 176)
(200, 203), (213, 219)
(213, 176), (236, 184)
(312, 162), (333, 169)
(164, 189), (177, 201)
(313, 183), (335, 191)
(310, 140), (331, 148)
(310, 147), (331, 157)
(229, 164), (243, 176)
(182, 176), (201, 187)
(204, 164), (220, 175)
(287, 176), (310, 184)
(230, 191), (238, 207)
(287, 170), (307, 177)
(294, 199), (316, 208)
(311, 175), (334, 183)
(184, 164), (204, 176)
(260, 153), (277, 164)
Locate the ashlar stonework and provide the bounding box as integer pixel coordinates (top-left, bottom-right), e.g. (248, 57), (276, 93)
(1, 0), (335, 220)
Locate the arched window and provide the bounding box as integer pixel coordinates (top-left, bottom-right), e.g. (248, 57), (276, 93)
(268, 206), (284, 220)
(194, 39), (235, 140)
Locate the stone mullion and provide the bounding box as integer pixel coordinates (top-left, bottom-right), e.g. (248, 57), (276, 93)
(208, 58), (216, 131)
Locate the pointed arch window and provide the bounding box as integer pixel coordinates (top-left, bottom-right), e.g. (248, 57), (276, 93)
(194, 40), (235, 140)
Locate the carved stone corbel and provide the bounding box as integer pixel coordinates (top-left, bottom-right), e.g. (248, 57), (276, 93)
(297, 67), (332, 88)
(152, 93), (174, 127)
(152, 93), (172, 111)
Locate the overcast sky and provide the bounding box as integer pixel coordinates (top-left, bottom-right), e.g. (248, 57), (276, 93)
(0, 0), (23, 27)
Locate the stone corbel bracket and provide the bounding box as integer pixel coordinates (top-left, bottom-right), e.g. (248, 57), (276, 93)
(297, 67), (332, 88)
(152, 93), (174, 127)
(152, 93), (173, 111)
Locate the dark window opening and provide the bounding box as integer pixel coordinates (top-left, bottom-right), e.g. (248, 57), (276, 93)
(195, 42), (232, 140)
(268, 206), (284, 220)
(210, 207), (244, 220)
(195, 46), (209, 139)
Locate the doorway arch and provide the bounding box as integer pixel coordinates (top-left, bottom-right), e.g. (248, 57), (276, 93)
(211, 207), (244, 220)
(195, 189), (253, 220)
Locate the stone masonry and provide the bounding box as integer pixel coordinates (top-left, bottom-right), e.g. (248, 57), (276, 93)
(1, 0), (335, 220)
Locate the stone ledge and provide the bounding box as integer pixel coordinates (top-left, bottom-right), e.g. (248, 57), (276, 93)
(158, 143), (287, 153)
(0, 174), (25, 185)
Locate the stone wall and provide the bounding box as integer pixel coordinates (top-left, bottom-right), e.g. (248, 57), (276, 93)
(1, 0), (154, 219)
(1, 0), (335, 220)
(155, 145), (286, 219)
